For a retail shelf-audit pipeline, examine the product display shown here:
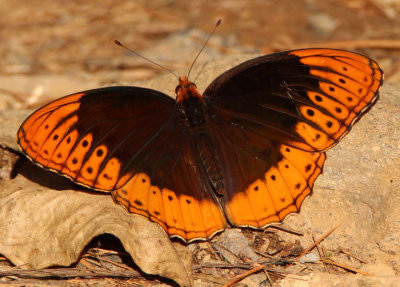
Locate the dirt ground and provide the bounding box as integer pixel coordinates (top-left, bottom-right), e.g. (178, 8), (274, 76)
(1, 0), (400, 99)
(1, 0), (400, 286)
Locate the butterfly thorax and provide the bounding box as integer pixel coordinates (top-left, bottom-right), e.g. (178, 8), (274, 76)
(176, 76), (225, 194)
(176, 76), (206, 128)
(175, 76), (203, 103)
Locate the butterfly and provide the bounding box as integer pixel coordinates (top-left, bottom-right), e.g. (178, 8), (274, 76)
(17, 48), (383, 242)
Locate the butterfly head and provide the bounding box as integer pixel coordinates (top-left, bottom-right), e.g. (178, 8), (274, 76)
(175, 76), (203, 103)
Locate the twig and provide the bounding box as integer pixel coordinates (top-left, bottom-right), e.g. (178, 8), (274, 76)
(98, 257), (135, 271)
(262, 267), (273, 286)
(269, 225), (303, 236)
(254, 251), (291, 265)
(320, 258), (373, 276)
(296, 40), (400, 50)
(193, 262), (253, 270)
(222, 263), (265, 287)
(283, 265), (309, 281)
(88, 247), (129, 257)
(79, 257), (101, 269)
(0, 268), (141, 279)
(312, 234), (330, 272)
(293, 221), (343, 263)
(193, 258), (289, 271)
(262, 39), (400, 54)
(340, 249), (368, 264)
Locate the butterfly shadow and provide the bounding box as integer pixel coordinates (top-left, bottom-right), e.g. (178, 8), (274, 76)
(12, 152), (97, 195)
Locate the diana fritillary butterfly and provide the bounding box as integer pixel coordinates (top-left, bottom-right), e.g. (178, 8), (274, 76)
(17, 48), (383, 242)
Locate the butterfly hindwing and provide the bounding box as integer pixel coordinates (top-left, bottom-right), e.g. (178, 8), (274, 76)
(111, 124), (226, 241)
(207, 116), (326, 228)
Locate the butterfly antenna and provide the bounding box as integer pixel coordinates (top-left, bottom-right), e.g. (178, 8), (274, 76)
(114, 40), (179, 79)
(187, 18), (222, 80)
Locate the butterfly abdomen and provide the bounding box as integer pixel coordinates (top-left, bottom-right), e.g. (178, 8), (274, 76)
(177, 85), (226, 195)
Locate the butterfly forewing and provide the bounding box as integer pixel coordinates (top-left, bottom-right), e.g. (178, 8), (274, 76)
(204, 48), (383, 153)
(18, 87), (175, 190)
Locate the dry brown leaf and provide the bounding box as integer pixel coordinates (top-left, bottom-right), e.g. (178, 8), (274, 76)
(0, 110), (193, 287)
